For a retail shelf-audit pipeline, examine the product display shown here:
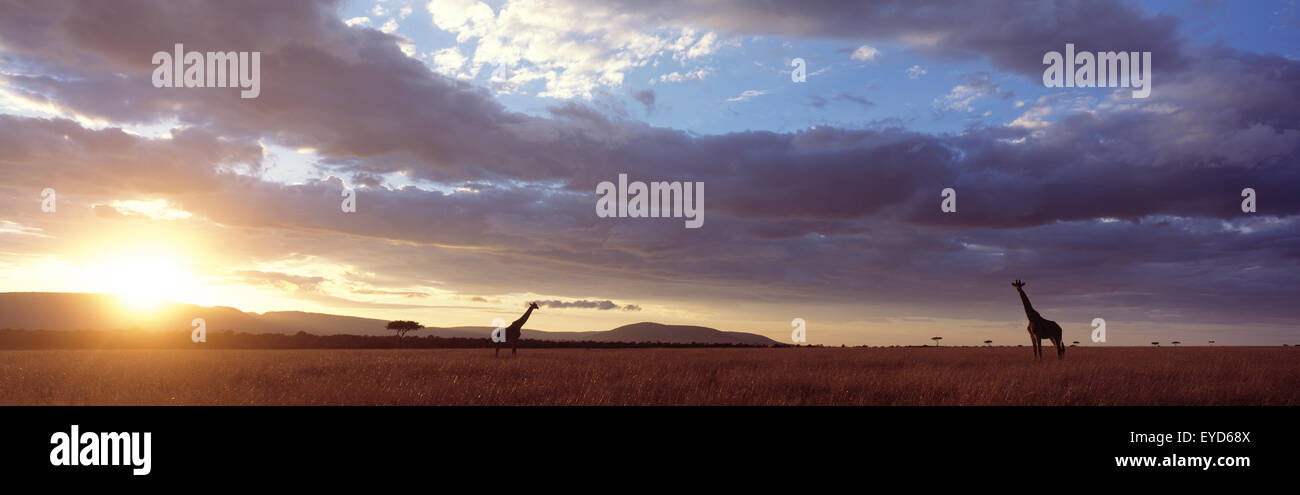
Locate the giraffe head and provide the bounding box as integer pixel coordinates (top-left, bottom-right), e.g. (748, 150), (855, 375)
(527, 301), (540, 310)
(1012, 279), (1026, 289)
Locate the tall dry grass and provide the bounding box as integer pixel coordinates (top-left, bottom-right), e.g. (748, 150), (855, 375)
(1, 347), (1295, 405)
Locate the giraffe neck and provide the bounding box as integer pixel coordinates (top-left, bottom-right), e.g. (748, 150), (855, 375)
(1016, 288), (1039, 320)
(514, 307), (535, 326)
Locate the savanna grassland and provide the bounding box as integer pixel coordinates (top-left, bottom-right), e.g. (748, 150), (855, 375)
(1, 347), (1296, 405)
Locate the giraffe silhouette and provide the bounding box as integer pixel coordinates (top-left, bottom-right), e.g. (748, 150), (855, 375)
(1012, 280), (1064, 360)
(497, 302), (539, 358)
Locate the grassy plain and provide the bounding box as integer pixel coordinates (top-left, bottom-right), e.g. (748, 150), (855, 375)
(1, 347), (1295, 405)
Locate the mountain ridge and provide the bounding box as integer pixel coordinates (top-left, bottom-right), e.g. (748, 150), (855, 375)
(0, 292), (781, 345)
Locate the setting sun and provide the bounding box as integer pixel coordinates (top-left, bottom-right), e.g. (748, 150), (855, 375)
(92, 254), (191, 310)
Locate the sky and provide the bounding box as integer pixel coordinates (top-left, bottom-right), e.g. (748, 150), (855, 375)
(1, 0), (1298, 346)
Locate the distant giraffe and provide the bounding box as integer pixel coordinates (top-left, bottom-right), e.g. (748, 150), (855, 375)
(1012, 280), (1064, 360)
(497, 302), (539, 358)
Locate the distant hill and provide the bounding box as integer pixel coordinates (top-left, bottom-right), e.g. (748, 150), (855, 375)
(423, 322), (779, 345)
(0, 293), (780, 345)
(586, 322), (779, 345)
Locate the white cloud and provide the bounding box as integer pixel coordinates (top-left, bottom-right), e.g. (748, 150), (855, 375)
(427, 0), (731, 99)
(933, 74), (1002, 113)
(726, 89), (767, 102)
(654, 68), (710, 84)
(431, 47), (472, 78)
(934, 85), (985, 113)
(428, 0), (499, 42)
(345, 16), (372, 27)
(906, 65), (927, 79)
(0, 220), (49, 238)
(850, 44), (880, 61)
(1008, 96), (1056, 131)
(680, 31), (719, 61)
(104, 199), (194, 221)
(380, 18), (400, 34)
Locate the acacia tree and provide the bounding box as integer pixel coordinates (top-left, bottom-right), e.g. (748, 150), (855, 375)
(931, 336), (943, 347)
(386, 320), (424, 345)
(983, 339), (993, 347)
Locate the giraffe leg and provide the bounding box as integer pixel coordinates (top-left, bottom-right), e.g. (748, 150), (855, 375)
(495, 341), (500, 357)
(1054, 337), (1064, 359)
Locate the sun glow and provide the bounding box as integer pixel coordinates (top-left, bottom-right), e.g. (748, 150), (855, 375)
(90, 254), (195, 311)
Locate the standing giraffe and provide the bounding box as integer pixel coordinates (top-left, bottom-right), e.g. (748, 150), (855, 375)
(1012, 280), (1064, 360)
(497, 302), (539, 358)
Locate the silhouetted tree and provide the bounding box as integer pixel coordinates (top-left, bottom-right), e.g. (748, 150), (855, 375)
(1071, 340), (1080, 347)
(931, 336), (943, 347)
(1172, 341), (1181, 346)
(1151, 341), (1160, 346)
(983, 339), (992, 347)
(386, 320), (424, 345)
(1209, 340), (1216, 345)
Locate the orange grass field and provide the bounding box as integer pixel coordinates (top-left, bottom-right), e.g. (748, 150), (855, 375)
(1, 347), (1296, 406)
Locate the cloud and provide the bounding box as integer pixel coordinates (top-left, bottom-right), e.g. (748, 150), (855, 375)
(834, 93), (874, 108)
(850, 44), (880, 61)
(564, 0), (1191, 78)
(234, 270), (328, 292)
(430, 46), (471, 78)
(726, 89), (767, 102)
(933, 72), (1004, 113)
(905, 65), (927, 79)
(0, 220), (49, 238)
(653, 68), (710, 84)
(535, 299), (636, 310)
(99, 199), (193, 221)
(427, 0), (728, 99)
(633, 89), (655, 114)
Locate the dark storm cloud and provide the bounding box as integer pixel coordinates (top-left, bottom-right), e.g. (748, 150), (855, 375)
(0, 114), (263, 193)
(4, 1), (1292, 228)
